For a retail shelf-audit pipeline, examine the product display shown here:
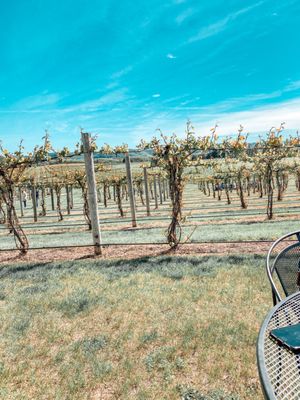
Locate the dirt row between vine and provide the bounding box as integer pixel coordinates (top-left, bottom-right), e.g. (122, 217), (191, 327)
(0, 242), (270, 266)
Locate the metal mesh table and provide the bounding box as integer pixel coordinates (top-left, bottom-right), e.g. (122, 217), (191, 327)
(257, 292), (300, 399)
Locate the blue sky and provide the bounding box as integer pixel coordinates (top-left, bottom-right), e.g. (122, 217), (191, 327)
(1, 0), (300, 150)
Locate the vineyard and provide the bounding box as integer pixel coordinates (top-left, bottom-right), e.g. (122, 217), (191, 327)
(1, 125), (300, 399)
(1, 124), (300, 256)
(1, 171), (300, 251)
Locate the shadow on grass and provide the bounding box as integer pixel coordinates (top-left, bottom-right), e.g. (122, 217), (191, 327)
(0, 253), (265, 282)
(0, 261), (55, 278)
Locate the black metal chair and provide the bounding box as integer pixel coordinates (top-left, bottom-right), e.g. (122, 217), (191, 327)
(266, 230), (300, 305)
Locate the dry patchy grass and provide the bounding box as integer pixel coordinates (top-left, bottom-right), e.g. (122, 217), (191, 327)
(0, 255), (270, 399)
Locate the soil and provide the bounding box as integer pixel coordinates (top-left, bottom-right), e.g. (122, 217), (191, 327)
(0, 242), (270, 266)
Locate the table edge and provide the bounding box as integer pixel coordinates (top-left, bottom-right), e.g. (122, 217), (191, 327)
(256, 291), (300, 400)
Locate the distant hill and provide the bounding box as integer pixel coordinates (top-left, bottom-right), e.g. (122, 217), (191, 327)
(49, 149), (154, 164)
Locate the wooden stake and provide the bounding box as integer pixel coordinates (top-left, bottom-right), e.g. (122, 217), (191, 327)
(158, 175), (163, 205)
(165, 179), (170, 198)
(81, 132), (102, 255)
(153, 175), (158, 209)
(125, 153), (137, 227)
(97, 188), (101, 203)
(143, 167), (151, 216)
(32, 186), (38, 222)
(19, 187), (24, 217)
(66, 185), (71, 215)
(113, 184), (116, 202)
(50, 188), (55, 211)
(70, 186), (74, 209)
(162, 179), (166, 201)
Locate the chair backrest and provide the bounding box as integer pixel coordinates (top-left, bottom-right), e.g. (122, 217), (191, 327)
(266, 231), (300, 305)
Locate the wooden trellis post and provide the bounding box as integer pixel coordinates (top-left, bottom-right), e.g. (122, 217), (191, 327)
(153, 174), (158, 209)
(19, 187), (24, 217)
(113, 184), (116, 202)
(70, 186), (74, 209)
(149, 182), (154, 200)
(103, 183), (108, 208)
(143, 167), (150, 216)
(165, 179), (170, 199)
(41, 187), (47, 216)
(162, 179), (166, 201)
(50, 188), (55, 211)
(32, 186), (38, 222)
(157, 175), (163, 205)
(97, 188), (101, 203)
(125, 153), (137, 227)
(81, 131), (102, 255)
(66, 185), (71, 215)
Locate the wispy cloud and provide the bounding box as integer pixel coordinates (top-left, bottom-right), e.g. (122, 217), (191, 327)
(153, 81), (300, 112)
(162, 94), (189, 104)
(131, 97), (300, 145)
(12, 92), (62, 111)
(110, 66), (133, 80)
(66, 89), (131, 112)
(1, 89), (132, 114)
(193, 98), (300, 137)
(196, 91), (282, 112)
(149, 91), (282, 112)
(106, 66), (134, 89)
(175, 7), (195, 25)
(152, 93), (161, 98)
(187, 18), (230, 43)
(285, 80), (300, 92)
(166, 53), (176, 59)
(187, 1), (264, 43)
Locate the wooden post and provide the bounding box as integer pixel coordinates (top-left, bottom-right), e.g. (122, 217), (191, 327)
(103, 183), (108, 207)
(70, 186), (74, 209)
(32, 186), (38, 222)
(125, 153), (137, 227)
(157, 175), (163, 205)
(81, 132), (102, 255)
(41, 187), (47, 216)
(143, 167), (150, 216)
(19, 187), (24, 217)
(50, 188), (55, 211)
(149, 182), (154, 200)
(66, 185), (71, 215)
(153, 175), (158, 209)
(162, 179), (166, 201)
(113, 184), (116, 202)
(6, 204), (9, 224)
(97, 188), (101, 203)
(165, 179), (170, 199)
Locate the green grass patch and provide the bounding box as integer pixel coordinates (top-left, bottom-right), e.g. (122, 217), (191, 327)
(1, 218), (300, 249)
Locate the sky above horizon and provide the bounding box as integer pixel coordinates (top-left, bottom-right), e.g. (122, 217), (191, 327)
(1, 0), (300, 150)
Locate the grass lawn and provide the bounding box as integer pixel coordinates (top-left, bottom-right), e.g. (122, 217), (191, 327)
(1, 218), (300, 249)
(0, 254), (270, 399)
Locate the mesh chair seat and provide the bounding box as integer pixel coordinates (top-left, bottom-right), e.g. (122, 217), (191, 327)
(266, 231), (300, 305)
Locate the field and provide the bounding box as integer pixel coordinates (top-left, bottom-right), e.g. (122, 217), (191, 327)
(2, 176), (300, 251)
(0, 169), (298, 399)
(2, 2), (300, 398)
(0, 254), (269, 400)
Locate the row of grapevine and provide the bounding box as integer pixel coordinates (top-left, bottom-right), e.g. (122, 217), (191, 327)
(1, 123), (300, 253)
